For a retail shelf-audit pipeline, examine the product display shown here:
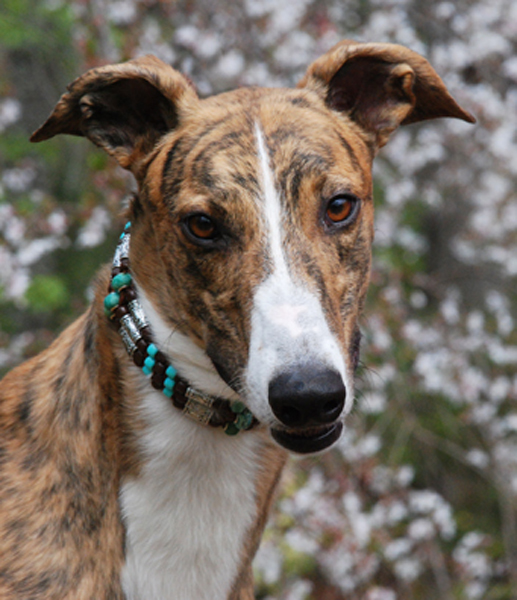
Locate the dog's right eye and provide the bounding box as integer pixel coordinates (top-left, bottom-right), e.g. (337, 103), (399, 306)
(182, 213), (221, 245)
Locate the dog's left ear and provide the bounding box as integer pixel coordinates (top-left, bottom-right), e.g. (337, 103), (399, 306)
(31, 55), (199, 178)
(298, 40), (475, 151)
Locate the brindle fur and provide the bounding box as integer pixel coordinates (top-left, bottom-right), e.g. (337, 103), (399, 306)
(0, 41), (474, 599)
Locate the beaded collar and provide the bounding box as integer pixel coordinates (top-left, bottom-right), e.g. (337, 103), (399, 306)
(103, 222), (257, 436)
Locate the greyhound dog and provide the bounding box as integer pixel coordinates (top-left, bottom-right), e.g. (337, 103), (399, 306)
(0, 40), (474, 599)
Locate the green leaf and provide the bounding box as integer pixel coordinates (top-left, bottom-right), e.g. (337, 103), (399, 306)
(25, 274), (69, 312)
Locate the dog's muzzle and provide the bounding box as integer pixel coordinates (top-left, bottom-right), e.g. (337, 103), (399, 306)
(268, 366), (345, 453)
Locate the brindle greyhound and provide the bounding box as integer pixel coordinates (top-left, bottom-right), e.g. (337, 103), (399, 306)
(0, 41), (474, 599)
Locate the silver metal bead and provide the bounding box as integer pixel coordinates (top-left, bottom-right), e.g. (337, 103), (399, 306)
(119, 326), (137, 355)
(112, 244), (123, 269)
(185, 386), (215, 408)
(128, 299), (149, 330)
(119, 233), (130, 261)
(120, 313), (142, 343)
(183, 396), (214, 425)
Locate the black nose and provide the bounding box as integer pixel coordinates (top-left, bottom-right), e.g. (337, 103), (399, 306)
(268, 367), (346, 429)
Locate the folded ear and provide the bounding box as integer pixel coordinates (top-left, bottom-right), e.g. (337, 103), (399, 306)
(31, 55), (199, 178)
(298, 40), (475, 151)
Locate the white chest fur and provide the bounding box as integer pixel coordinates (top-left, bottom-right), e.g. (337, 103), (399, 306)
(120, 387), (261, 600)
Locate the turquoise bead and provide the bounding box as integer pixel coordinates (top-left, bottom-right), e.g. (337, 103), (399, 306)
(144, 356), (155, 370)
(147, 343), (158, 358)
(104, 292), (120, 312)
(224, 423), (240, 436)
(164, 377), (175, 390)
(162, 387), (173, 398)
(142, 365), (153, 376)
(124, 221), (131, 231)
(166, 365), (177, 379)
(236, 412), (253, 430)
(112, 272), (132, 291)
(230, 401), (246, 414)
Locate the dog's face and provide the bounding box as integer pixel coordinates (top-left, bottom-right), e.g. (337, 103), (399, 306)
(31, 42), (474, 453)
(136, 87), (374, 452)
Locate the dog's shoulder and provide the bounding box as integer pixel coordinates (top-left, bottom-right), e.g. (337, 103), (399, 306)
(0, 305), (126, 598)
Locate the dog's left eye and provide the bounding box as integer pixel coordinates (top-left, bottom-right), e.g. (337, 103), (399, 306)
(183, 213), (220, 243)
(324, 194), (360, 227)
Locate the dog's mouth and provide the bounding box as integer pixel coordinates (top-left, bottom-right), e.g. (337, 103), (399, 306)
(271, 421), (343, 454)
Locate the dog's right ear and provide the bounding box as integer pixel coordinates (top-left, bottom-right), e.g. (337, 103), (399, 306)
(31, 55), (199, 178)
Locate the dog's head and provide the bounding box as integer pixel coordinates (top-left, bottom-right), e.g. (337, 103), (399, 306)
(32, 41), (474, 453)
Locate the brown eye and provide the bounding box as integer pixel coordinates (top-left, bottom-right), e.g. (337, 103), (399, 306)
(184, 213), (219, 241)
(325, 195), (359, 227)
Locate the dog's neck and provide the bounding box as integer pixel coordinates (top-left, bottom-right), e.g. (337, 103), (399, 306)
(118, 354), (270, 600)
(104, 221), (257, 436)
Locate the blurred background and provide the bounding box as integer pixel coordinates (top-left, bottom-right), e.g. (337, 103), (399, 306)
(0, 0), (516, 598)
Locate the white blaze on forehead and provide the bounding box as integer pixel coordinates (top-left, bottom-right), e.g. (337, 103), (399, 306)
(254, 121), (289, 277)
(245, 122), (352, 424)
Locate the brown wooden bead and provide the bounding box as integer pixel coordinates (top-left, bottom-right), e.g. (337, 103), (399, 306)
(154, 361), (166, 376)
(218, 405), (236, 423)
(119, 287), (134, 306)
(115, 306), (129, 320)
(133, 350), (144, 367)
(151, 372), (166, 390)
(124, 288), (137, 302)
(155, 351), (167, 365)
(141, 327), (152, 342)
(171, 393), (186, 410)
(174, 379), (188, 397)
(136, 339), (147, 353)
(209, 413), (227, 427)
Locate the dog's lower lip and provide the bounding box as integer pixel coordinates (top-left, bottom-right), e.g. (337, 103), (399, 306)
(271, 422), (343, 454)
